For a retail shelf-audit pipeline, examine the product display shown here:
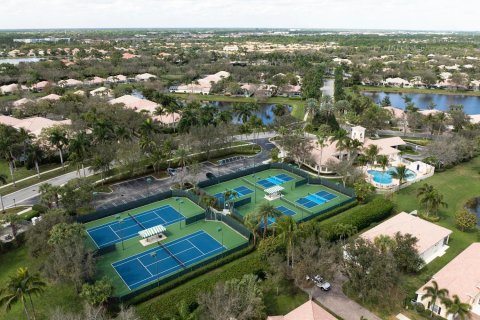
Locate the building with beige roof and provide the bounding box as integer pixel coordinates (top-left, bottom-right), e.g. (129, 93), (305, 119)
(58, 78), (83, 87)
(106, 75), (127, 83)
(109, 95), (181, 127)
(90, 87), (112, 97)
(170, 71), (230, 95)
(361, 211), (452, 265)
(38, 94), (62, 101)
(383, 106), (405, 120)
(135, 73), (157, 82)
(12, 98), (34, 108)
(267, 300), (336, 320)
(416, 243), (480, 319)
(295, 126), (406, 174)
(0, 115), (71, 136)
(30, 80), (50, 91)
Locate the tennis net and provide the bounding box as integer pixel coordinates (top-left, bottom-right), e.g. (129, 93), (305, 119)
(241, 177), (264, 191)
(128, 213), (147, 230)
(280, 197), (309, 214)
(158, 241), (186, 268)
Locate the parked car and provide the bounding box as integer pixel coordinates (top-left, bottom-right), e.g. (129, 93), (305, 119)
(167, 168), (177, 176)
(314, 275), (331, 291)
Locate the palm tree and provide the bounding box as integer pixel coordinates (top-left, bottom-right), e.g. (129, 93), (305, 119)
(444, 294), (472, 320)
(162, 99), (181, 133)
(200, 194), (217, 218)
(4, 213), (22, 239)
(304, 98), (319, 121)
(345, 138), (363, 161)
(364, 144), (379, 168)
(0, 124), (19, 186)
(374, 234), (395, 253)
(233, 102), (258, 123)
(276, 216), (297, 267)
(26, 143), (43, 179)
(68, 131), (90, 177)
(421, 280), (449, 317)
(416, 184), (447, 216)
(39, 183), (61, 208)
(18, 128), (35, 166)
(390, 165), (408, 189)
(149, 147), (164, 175)
(244, 211), (260, 246)
(256, 203), (282, 238)
(222, 189), (238, 212)
(330, 129), (350, 160)
(46, 126), (68, 170)
(175, 148), (189, 188)
(139, 118), (158, 137)
(0, 172), (7, 213)
(0, 267), (46, 320)
(316, 135), (328, 176)
(377, 155), (389, 171)
(435, 112), (448, 135)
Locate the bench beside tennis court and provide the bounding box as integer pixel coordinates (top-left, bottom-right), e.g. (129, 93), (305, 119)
(112, 230), (225, 290)
(87, 205), (185, 248)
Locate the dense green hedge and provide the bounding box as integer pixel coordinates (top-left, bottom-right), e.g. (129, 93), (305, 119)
(134, 250), (267, 320)
(319, 198), (395, 240)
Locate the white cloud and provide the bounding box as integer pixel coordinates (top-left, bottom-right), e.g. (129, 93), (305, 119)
(0, 0), (478, 31)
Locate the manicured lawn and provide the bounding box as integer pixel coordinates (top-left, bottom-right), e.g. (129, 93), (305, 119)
(366, 157), (480, 318)
(359, 85), (480, 97)
(264, 281), (308, 316)
(0, 160), (63, 185)
(0, 246), (83, 320)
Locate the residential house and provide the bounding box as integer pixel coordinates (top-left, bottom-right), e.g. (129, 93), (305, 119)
(1, 83), (26, 94)
(361, 211), (452, 265)
(170, 71), (230, 95)
(267, 300), (336, 320)
(109, 95), (181, 127)
(135, 73), (157, 82)
(291, 126), (406, 174)
(416, 243), (480, 319)
(38, 94), (62, 102)
(86, 76), (106, 86)
(58, 78), (83, 88)
(106, 74), (127, 83)
(384, 77), (412, 87)
(30, 80), (50, 91)
(12, 98), (34, 108)
(90, 87), (112, 97)
(280, 84), (302, 97)
(470, 80), (480, 91)
(0, 115), (71, 137)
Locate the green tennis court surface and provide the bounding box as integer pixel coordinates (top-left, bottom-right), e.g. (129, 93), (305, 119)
(202, 168), (353, 223)
(84, 197), (248, 296)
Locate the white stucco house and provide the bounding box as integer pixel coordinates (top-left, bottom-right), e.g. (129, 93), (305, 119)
(416, 243), (480, 319)
(361, 211), (452, 266)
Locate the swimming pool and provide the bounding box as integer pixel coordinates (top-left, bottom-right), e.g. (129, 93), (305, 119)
(367, 167), (417, 185)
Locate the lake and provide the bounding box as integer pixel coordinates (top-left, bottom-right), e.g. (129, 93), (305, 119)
(212, 102), (292, 125)
(363, 91), (480, 115)
(0, 57), (42, 65)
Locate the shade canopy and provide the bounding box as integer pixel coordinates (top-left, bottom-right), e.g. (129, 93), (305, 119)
(138, 225), (166, 239)
(264, 185), (285, 195)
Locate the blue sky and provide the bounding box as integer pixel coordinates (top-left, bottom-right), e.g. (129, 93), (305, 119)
(1, 0), (479, 31)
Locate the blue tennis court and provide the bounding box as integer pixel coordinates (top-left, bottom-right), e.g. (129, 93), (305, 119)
(259, 206), (297, 227)
(112, 230), (224, 290)
(87, 205), (184, 248)
(257, 174), (294, 188)
(213, 186), (253, 202)
(296, 191), (338, 209)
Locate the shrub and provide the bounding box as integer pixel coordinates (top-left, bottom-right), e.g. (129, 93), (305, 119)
(32, 204), (48, 214)
(319, 198), (395, 240)
(134, 250), (268, 320)
(455, 209), (477, 231)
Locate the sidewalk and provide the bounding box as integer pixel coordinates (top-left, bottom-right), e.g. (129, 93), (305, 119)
(0, 165), (67, 190)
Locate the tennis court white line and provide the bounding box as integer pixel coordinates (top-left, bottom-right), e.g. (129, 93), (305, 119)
(143, 246), (197, 269)
(138, 259), (154, 277)
(111, 262), (132, 291)
(86, 230), (100, 249)
(127, 245), (225, 289)
(187, 239), (204, 254)
(87, 205), (175, 232)
(112, 231), (205, 268)
(109, 225), (121, 240)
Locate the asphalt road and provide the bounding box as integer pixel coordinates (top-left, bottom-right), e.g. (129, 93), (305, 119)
(2, 167), (94, 209)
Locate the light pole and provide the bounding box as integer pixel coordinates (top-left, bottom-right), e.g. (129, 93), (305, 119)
(150, 251), (159, 286)
(116, 215), (124, 250)
(92, 191), (98, 209)
(0, 194), (4, 213)
(13, 198), (16, 208)
(217, 227), (224, 247)
(146, 177), (152, 196)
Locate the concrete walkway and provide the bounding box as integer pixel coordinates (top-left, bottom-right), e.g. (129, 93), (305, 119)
(313, 273), (382, 320)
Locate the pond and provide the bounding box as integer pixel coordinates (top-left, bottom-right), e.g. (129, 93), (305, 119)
(363, 91), (480, 115)
(211, 102), (292, 125)
(0, 57), (42, 65)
